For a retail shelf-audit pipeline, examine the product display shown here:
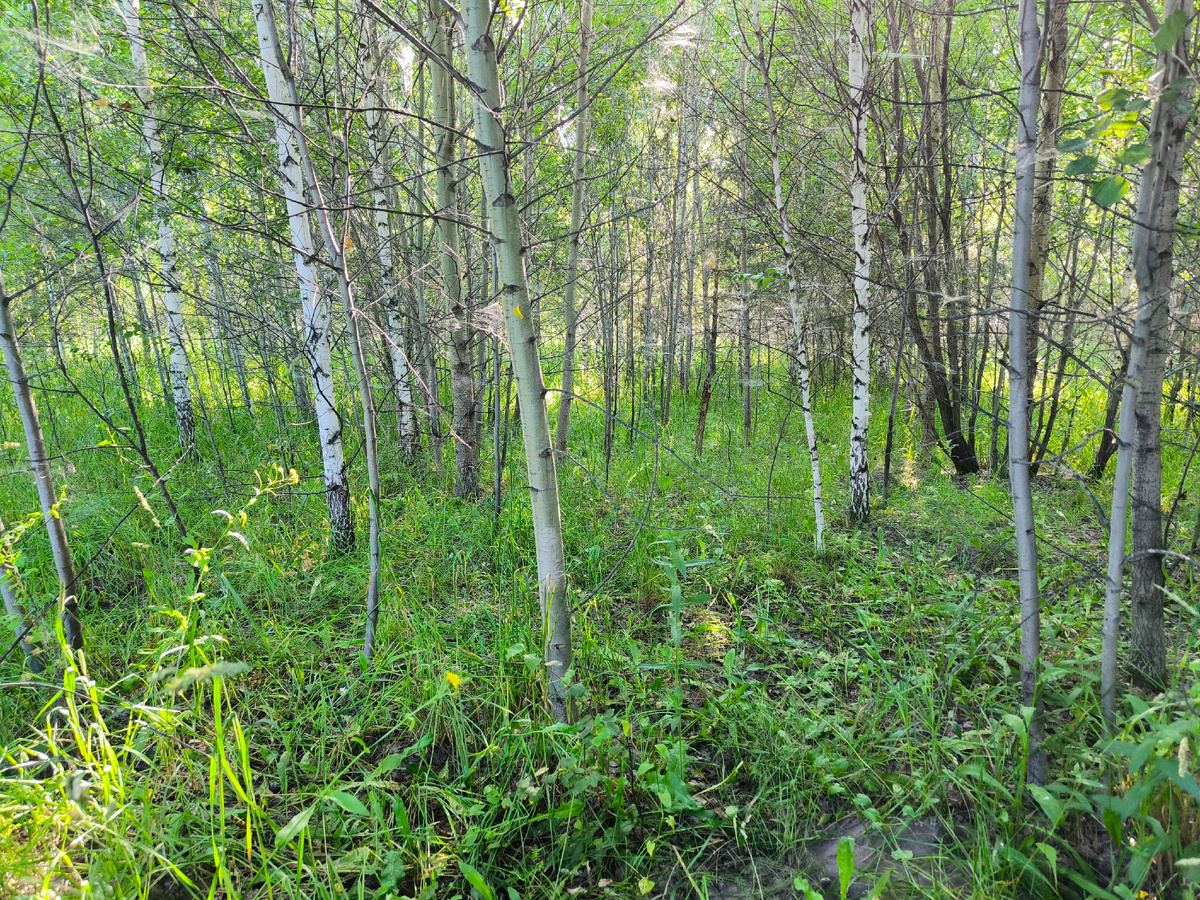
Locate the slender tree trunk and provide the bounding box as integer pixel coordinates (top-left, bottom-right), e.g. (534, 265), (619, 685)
(695, 268), (718, 457)
(365, 12), (417, 456)
(848, 0), (872, 523)
(1007, 0), (1046, 785)
(881, 306), (906, 507)
(1026, 0), (1069, 396)
(463, 0), (572, 721)
(251, 0), (354, 550)
(1127, 0), (1192, 691)
(0, 275), (82, 652)
(0, 562), (43, 673)
(554, 0), (593, 452)
(749, 2), (825, 550)
(256, 0), (382, 646)
(429, 4), (479, 498)
(200, 220), (253, 415)
(128, 269), (170, 409)
(414, 51), (442, 466)
(118, 0), (194, 448)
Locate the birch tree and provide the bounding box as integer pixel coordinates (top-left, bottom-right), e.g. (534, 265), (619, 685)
(251, 0), (354, 549)
(430, 1), (480, 498)
(554, 0), (594, 453)
(462, 0), (572, 721)
(1128, 0), (1193, 691)
(117, 0), (195, 448)
(365, 12), (417, 456)
(847, 0), (872, 522)
(749, 0), (826, 553)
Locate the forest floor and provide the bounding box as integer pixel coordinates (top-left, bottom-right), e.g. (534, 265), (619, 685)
(0, 382), (1197, 900)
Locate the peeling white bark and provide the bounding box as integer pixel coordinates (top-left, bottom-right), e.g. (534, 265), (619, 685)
(365, 14), (416, 455)
(118, 0), (194, 448)
(848, 0), (872, 522)
(251, 0), (354, 549)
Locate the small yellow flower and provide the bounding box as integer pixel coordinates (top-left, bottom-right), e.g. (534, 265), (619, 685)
(513, 306), (523, 319)
(445, 671), (462, 691)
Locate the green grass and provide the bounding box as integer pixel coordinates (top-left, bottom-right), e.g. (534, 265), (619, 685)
(1, 356), (1199, 900)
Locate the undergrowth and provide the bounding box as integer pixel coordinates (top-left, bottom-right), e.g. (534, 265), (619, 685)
(0, 369), (1198, 900)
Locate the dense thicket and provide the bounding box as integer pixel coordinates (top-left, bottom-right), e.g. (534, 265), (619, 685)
(2, 0), (1200, 896)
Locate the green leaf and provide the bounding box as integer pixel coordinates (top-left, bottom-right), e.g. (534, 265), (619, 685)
(1056, 136), (1090, 153)
(1116, 142), (1152, 166)
(1065, 155), (1098, 176)
(553, 798), (585, 818)
(1097, 87), (1132, 111)
(837, 836), (855, 900)
(1036, 842), (1058, 879)
(1101, 806), (1123, 847)
(1091, 176), (1130, 208)
(1028, 784), (1065, 827)
(326, 790), (368, 816)
(1178, 841), (1200, 884)
(374, 734), (434, 776)
(459, 861), (495, 900)
(1151, 756), (1200, 803)
(1062, 868), (1121, 900)
(1154, 8), (1189, 54)
(866, 868), (893, 900)
(1001, 713), (1027, 739)
(380, 850), (405, 888)
(274, 804), (316, 848)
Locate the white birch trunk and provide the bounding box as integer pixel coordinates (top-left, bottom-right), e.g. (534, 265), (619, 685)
(554, 0), (594, 453)
(364, 15), (416, 455)
(251, 0), (354, 549)
(463, 0), (572, 721)
(1006, 0), (1046, 786)
(751, 1), (826, 553)
(118, 0), (195, 448)
(848, 0), (872, 522)
(0, 276), (82, 652)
